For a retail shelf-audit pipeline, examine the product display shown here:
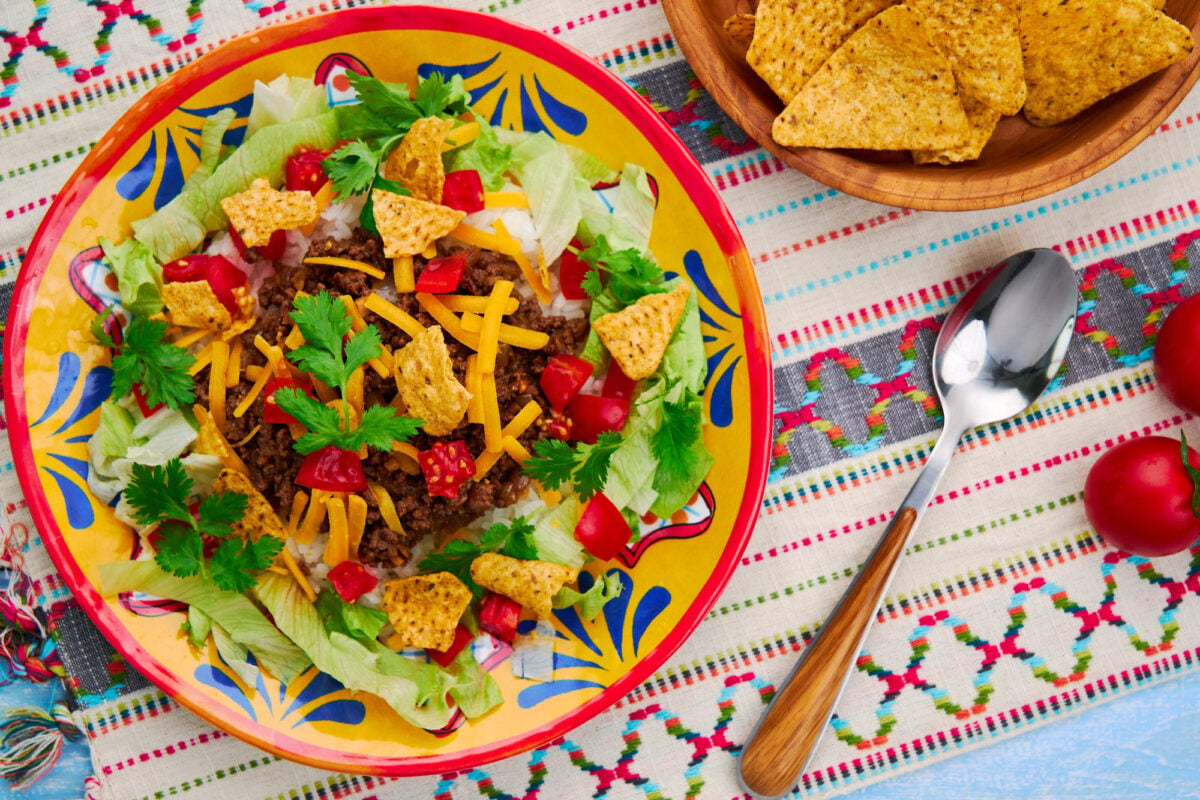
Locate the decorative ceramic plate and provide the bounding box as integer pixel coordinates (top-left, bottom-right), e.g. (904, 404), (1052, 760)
(4, 5), (771, 776)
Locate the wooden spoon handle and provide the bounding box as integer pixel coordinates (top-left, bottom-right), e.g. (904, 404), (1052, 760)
(738, 506), (919, 798)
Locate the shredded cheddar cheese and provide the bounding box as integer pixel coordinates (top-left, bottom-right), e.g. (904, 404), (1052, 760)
(234, 344), (283, 418)
(299, 180), (336, 236)
(280, 547), (317, 602)
(347, 494), (368, 559)
(438, 294), (520, 315)
(483, 191), (529, 209)
(295, 489), (328, 545)
(284, 324), (305, 350)
(473, 399), (543, 481)
(415, 293), (480, 349)
(493, 218), (551, 304)
(364, 293), (425, 339)
(458, 312), (551, 350)
(324, 496), (349, 567)
(209, 340), (229, 433)
(481, 372), (502, 453)
(347, 366), (365, 419)
(172, 328), (211, 349)
(304, 256), (387, 280)
(393, 255), (415, 292)
(230, 424), (260, 448)
(286, 491), (308, 536)
(369, 483), (407, 534)
(502, 435), (532, 464)
(188, 344), (214, 376)
(442, 121), (479, 151)
(465, 353), (483, 424)
(476, 279), (512, 374)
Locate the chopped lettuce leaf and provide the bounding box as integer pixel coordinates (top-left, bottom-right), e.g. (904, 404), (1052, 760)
(529, 494), (586, 568)
(447, 644), (503, 718)
(185, 605), (212, 649)
(658, 287), (706, 394)
(315, 588), (388, 643)
(98, 560), (311, 684)
(245, 75), (328, 139)
(133, 111), (338, 262)
(553, 570), (623, 621)
(189, 107), (237, 189)
(212, 620), (261, 686)
(93, 400), (136, 463)
(579, 288), (623, 366)
(579, 162), (655, 254)
(100, 236), (162, 318)
(444, 117), (513, 191)
(253, 572), (456, 730)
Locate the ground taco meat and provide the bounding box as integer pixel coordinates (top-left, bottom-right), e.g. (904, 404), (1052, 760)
(201, 229), (588, 568)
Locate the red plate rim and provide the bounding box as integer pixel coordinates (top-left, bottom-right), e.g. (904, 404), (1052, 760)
(3, 4), (773, 776)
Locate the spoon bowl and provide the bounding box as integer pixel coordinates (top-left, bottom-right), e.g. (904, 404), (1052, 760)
(737, 248), (1078, 799)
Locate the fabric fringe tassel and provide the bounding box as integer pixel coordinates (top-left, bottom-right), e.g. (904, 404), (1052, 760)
(0, 703), (82, 792)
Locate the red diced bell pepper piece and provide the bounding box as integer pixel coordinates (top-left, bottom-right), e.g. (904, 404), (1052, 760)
(227, 222), (287, 262)
(296, 446), (368, 492)
(263, 376), (315, 424)
(565, 394), (629, 444)
(426, 623), (474, 668)
(418, 441), (476, 498)
(414, 252), (468, 294)
(478, 592), (522, 642)
(161, 253), (247, 315)
(539, 354), (595, 413)
(558, 240), (590, 300)
(574, 491), (632, 561)
(286, 146), (332, 195)
(327, 560), (379, 603)
(601, 361), (638, 402)
(441, 170), (485, 213)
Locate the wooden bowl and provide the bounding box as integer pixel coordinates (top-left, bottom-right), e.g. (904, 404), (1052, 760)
(661, 0), (1200, 210)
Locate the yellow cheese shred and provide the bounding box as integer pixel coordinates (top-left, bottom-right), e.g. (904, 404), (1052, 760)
(465, 353), (483, 424)
(193, 405), (251, 476)
(280, 547), (317, 602)
(347, 494), (368, 559)
(300, 181), (336, 236)
(347, 366), (364, 420)
(481, 372), (502, 453)
(393, 255), (416, 293)
(415, 293), (480, 350)
(233, 344), (283, 418)
(304, 256), (387, 280)
(438, 294), (520, 315)
(364, 293), (425, 339)
(230, 425), (260, 448)
(188, 344), (214, 376)
(473, 399), (543, 481)
(286, 491), (308, 536)
(209, 340), (229, 433)
(324, 496), (349, 567)
(225, 337), (242, 388)
(483, 191), (529, 209)
(442, 121), (479, 151)
(493, 218), (552, 304)
(172, 328), (211, 349)
(476, 279), (513, 375)
(369, 483), (407, 535)
(459, 312), (551, 350)
(502, 435), (532, 464)
(295, 489), (328, 545)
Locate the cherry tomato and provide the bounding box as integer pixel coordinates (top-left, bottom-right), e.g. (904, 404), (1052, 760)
(441, 170), (484, 213)
(418, 440), (475, 498)
(426, 623), (474, 667)
(327, 560), (378, 603)
(478, 592), (521, 642)
(296, 446), (367, 492)
(558, 241), (590, 300)
(1154, 293), (1200, 415)
(539, 354), (594, 412)
(601, 361), (638, 402)
(414, 253), (467, 293)
(263, 376), (315, 424)
(161, 253), (246, 315)
(566, 394), (629, 444)
(1084, 435), (1200, 556)
(574, 491), (632, 561)
(286, 147), (332, 195)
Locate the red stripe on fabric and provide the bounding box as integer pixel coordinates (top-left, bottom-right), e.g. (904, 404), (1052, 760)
(546, 0), (658, 35)
(101, 730), (232, 775)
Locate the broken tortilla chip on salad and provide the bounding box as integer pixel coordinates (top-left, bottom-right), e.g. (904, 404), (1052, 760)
(88, 68), (715, 731)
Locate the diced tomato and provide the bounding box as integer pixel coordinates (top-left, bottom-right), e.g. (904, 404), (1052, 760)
(601, 361), (638, 402)
(478, 592), (522, 642)
(227, 223), (287, 262)
(327, 560), (378, 603)
(558, 240), (590, 300)
(540, 354), (594, 413)
(161, 253), (247, 315)
(418, 440), (476, 498)
(286, 147), (332, 195)
(426, 624), (474, 668)
(131, 383), (163, 417)
(574, 491), (632, 561)
(414, 252), (468, 294)
(441, 170), (484, 213)
(565, 394), (629, 444)
(296, 446), (367, 492)
(263, 376), (315, 424)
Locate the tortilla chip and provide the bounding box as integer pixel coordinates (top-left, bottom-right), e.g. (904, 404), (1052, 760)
(470, 553), (578, 619)
(593, 283), (690, 381)
(771, 6), (970, 150)
(904, 0), (1025, 114)
(212, 469), (287, 541)
(912, 92), (1003, 163)
(162, 280), (232, 330)
(220, 177), (319, 247)
(747, 0), (898, 104)
(382, 117), (455, 203)
(393, 325), (472, 436)
(381, 572), (472, 651)
(723, 13), (756, 52)
(1019, 0), (1193, 126)
(372, 190), (466, 258)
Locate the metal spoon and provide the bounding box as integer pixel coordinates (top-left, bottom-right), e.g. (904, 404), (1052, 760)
(737, 248), (1078, 799)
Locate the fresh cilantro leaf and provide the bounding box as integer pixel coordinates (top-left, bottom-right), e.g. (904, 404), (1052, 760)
(343, 324), (383, 376)
(323, 140), (383, 197)
(338, 72), (470, 143)
(210, 536), (281, 593)
(108, 317), (196, 410)
(273, 389), (343, 446)
(291, 292), (351, 359)
(578, 236), (665, 306)
(522, 432), (623, 501)
(125, 461), (193, 526)
(651, 388), (704, 482)
(418, 539), (483, 597)
(197, 492), (250, 539)
(90, 307), (116, 349)
(480, 516), (537, 560)
(153, 520), (204, 579)
(344, 405), (423, 452)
